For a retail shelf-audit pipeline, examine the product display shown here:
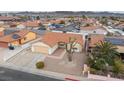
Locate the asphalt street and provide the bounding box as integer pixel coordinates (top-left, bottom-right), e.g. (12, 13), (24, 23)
(0, 67), (62, 81)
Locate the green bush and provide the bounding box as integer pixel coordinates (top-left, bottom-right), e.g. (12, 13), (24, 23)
(113, 60), (124, 74)
(90, 68), (97, 74)
(36, 61), (44, 69)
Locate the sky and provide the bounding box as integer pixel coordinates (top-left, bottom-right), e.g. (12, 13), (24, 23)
(0, 0), (123, 11)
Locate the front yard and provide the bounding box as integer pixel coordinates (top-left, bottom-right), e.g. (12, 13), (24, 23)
(2, 47), (87, 76)
(44, 52), (87, 76)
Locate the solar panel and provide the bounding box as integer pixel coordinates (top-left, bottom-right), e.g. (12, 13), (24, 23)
(105, 38), (124, 45)
(12, 34), (21, 39)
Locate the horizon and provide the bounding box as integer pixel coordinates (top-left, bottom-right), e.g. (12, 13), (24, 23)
(0, 11), (124, 14)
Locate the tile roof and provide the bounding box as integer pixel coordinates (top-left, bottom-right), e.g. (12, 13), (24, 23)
(42, 32), (83, 47)
(89, 34), (105, 47)
(80, 25), (100, 31)
(4, 28), (19, 35)
(21, 20), (41, 27)
(53, 24), (79, 32)
(0, 16), (21, 21)
(31, 29), (46, 35)
(0, 30), (30, 43)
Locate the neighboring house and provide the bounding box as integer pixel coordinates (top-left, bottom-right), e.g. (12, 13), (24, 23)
(105, 37), (124, 59)
(31, 29), (46, 36)
(49, 23), (64, 29)
(0, 27), (5, 36)
(3, 28), (19, 35)
(0, 28), (21, 36)
(31, 32), (83, 54)
(0, 30), (36, 48)
(80, 25), (108, 35)
(52, 24), (79, 33)
(17, 20), (41, 30)
(86, 34), (105, 53)
(0, 16), (21, 22)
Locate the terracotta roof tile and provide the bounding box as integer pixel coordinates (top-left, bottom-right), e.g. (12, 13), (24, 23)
(42, 32), (83, 47)
(0, 30), (30, 43)
(0, 16), (21, 21)
(89, 34), (105, 47)
(21, 20), (41, 27)
(80, 25), (100, 31)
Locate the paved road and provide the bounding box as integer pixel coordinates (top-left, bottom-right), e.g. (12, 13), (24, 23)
(0, 67), (62, 81)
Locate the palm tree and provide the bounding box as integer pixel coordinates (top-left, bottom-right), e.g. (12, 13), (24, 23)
(90, 41), (120, 73)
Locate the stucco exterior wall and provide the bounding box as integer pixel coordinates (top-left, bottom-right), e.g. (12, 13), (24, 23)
(31, 42), (50, 54)
(21, 32), (36, 44)
(49, 44), (58, 54)
(74, 43), (83, 52)
(11, 40), (20, 46)
(116, 46), (124, 53)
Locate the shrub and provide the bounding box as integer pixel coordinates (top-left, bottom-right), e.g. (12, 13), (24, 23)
(90, 68), (97, 74)
(36, 61), (44, 69)
(113, 60), (124, 74)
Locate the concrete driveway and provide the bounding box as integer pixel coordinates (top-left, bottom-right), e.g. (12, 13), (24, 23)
(6, 48), (46, 68)
(0, 48), (5, 62)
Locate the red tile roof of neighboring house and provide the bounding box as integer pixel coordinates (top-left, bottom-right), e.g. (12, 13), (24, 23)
(21, 20), (41, 27)
(42, 32), (83, 47)
(80, 25), (106, 31)
(80, 25), (100, 31)
(0, 16), (21, 21)
(0, 30), (31, 43)
(89, 34), (105, 47)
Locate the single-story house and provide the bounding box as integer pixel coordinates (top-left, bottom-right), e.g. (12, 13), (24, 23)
(0, 30), (36, 48)
(105, 37), (124, 59)
(80, 25), (108, 35)
(52, 24), (79, 33)
(17, 20), (41, 30)
(86, 34), (105, 52)
(0, 16), (21, 22)
(0, 27), (5, 37)
(32, 32), (83, 54)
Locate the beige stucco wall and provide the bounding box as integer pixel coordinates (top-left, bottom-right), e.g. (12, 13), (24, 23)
(11, 40), (20, 46)
(32, 42), (51, 54)
(74, 43), (82, 52)
(116, 46), (124, 53)
(32, 42), (58, 55)
(49, 44), (58, 54)
(21, 32), (36, 44)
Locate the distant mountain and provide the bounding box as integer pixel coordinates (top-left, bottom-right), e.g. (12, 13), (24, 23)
(1, 11), (124, 17)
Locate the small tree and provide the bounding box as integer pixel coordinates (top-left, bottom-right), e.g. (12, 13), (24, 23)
(113, 59), (124, 75)
(36, 16), (40, 20)
(82, 15), (88, 19)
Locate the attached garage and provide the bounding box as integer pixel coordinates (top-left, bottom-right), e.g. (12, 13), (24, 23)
(32, 42), (52, 54)
(32, 45), (49, 54)
(0, 42), (8, 48)
(32, 42), (58, 55)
